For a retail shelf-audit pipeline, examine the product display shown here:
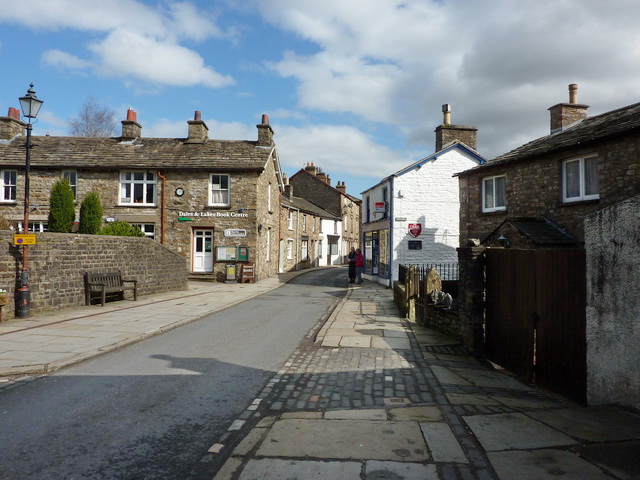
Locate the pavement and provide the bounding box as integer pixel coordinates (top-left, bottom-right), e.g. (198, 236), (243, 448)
(1, 268), (639, 479)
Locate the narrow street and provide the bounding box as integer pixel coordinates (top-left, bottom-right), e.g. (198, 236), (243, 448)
(0, 268), (346, 480)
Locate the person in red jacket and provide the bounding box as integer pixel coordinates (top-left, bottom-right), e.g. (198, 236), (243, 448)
(355, 248), (364, 284)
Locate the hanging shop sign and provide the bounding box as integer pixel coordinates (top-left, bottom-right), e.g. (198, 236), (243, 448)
(224, 229), (247, 237)
(374, 202), (386, 213)
(408, 223), (422, 238)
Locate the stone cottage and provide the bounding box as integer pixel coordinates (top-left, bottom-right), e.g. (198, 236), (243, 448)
(457, 84), (640, 247)
(0, 108), (284, 282)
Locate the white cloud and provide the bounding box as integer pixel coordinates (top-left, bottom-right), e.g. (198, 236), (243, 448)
(277, 124), (409, 181)
(89, 30), (234, 88)
(42, 50), (92, 71)
(1, 0), (234, 89)
(252, 0), (640, 159)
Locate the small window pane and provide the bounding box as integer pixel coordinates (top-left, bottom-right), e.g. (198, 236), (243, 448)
(584, 157), (599, 196)
(483, 178), (494, 209)
(495, 176), (506, 208)
(565, 160), (580, 199)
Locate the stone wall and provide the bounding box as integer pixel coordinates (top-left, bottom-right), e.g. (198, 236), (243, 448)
(459, 134), (640, 244)
(584, 194), (640, 411)
(416, 304), (460, 341)
(0, 231), (188, 320)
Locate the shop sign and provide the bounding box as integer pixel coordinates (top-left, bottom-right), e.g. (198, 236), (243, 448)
(178, 210), (250, 218)
(408, 223), (422, 238)
(224, 229), (247, 237)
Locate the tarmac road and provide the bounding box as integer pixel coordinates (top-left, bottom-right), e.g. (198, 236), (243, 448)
(0, 268), (345, 480)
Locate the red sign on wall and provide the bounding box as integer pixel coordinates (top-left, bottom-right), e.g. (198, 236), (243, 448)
(408, 223), (422, 238)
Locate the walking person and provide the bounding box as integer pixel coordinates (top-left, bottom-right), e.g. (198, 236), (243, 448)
(347, 246), (356, 283)
(355, 248), (364, 284)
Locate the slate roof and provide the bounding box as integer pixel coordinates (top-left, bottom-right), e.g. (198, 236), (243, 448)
(484, 217), (577, 246)
(0, 135), (274, 171)
(282, 195), (340, 220)
(362, 141), (485, 194)
(458, 101), (640, 176)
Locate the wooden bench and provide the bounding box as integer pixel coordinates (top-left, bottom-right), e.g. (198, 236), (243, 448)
(84, 271), (138, 306)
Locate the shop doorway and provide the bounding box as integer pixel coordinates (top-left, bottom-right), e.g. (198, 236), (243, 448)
(193, 229), (214, 273)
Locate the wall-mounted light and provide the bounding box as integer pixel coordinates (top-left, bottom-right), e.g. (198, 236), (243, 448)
(498, 234), (510, 248)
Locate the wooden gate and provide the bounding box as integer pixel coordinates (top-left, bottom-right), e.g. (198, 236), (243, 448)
(485, 248), (586, 403)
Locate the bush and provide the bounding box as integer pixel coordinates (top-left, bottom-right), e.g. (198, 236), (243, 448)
(48, 179), (75, 232)
(99, 221), (145, 237)
(79, 191), (103, 234)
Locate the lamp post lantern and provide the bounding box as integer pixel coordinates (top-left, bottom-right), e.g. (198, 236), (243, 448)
(16, 83), (43, 318)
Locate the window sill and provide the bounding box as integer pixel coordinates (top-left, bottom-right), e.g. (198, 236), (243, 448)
(559, 198), (600, 207)
(119, 203), (157, 207)
(206, 205), (231, 209)
(481, 209), (507, 216)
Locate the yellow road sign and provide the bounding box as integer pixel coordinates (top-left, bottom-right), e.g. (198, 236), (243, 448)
(14, 234), (37, 245)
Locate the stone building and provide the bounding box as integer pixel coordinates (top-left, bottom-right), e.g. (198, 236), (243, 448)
(457, 84), (640, 247)
(288, 164), (361, 265)
(0, 108), (284, 282)
(361, 105), (485, 285)
(279, 176), (338, 272)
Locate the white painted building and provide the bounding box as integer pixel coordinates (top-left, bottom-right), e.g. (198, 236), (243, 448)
(318, 218), (344, 266)
(361, 107), (485, 285)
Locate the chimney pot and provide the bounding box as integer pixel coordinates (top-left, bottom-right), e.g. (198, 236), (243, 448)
(569, 84), (578, 104)
(194, 110), (202, 121)
(126, 108), (137, 122)
(442, 104), (452, 125)
(261, 114), (269, 125)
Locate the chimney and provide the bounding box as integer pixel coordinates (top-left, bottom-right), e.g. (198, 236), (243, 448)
(256, 113), (274, 146)
(326, 174), (331, 186)
(336, 181), (347, 195)
(0, 107), (26, 140)
(305, 162), (317, 176)
(434, 104), (477, 151)
(186, 110), (209, 143)
(316, 168), (328, 184)
(284, 182), (294, 199)
(121, 108), (142, 139)
(548, 84), (589, 134)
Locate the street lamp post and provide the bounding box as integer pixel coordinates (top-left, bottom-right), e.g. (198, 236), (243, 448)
(16, 83), (43, 318)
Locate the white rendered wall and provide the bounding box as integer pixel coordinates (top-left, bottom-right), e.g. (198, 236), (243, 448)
(390, 149), (480, 283)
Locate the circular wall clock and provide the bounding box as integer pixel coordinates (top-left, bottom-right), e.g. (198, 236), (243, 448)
(175, 187), (185, 197)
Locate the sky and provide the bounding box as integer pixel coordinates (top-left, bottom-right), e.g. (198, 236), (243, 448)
(1, 0), (640, 196)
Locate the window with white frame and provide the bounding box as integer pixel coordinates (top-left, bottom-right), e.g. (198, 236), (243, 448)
(301, 239), (308, 260)
(120, 171), (156, 205)
(266, 227), (271, 261)
(1, 170), (17, 202)
(288, 210), (294, 230)
(19, 221), (48, 233)
(302, 214), (306, 231)
(63, 171), (78, 201)
(209, 174), (230, 206)
(344, 214), (348, 231)
(287, 239), (294, 259)
(334, 221), (338, 234)
(562, 156), (599, 203)
(131, 223), (155, 240)
(267, 182), (272, 212)
(482, 175), (506, 212)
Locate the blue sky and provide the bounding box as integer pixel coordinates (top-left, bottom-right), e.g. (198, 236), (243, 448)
(2, 0), (640, 196)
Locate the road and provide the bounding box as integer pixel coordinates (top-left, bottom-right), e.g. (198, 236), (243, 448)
(0, 268), (346, 479)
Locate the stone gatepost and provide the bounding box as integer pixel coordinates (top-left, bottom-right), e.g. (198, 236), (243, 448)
(457, 245), (486, 357)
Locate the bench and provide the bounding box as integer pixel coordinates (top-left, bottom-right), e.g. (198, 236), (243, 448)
(84, 271), (138, 306)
